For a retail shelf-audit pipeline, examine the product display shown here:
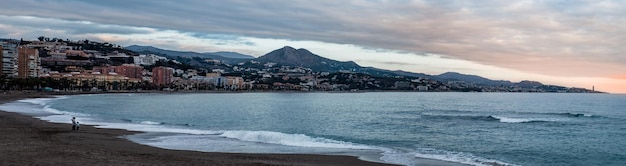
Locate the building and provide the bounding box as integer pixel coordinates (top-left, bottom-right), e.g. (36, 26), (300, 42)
(416, 85), (429, 91)
(17, 46), (40, 78)
(152, 66), (173, 86)
(39, 71), (142, 91)
(394, 81), (411, 90)
(206, 72), (221, 78)
(133, 54), (167, 65)
(0, 45), (2, 76)
(225, 76), (244, 90)
(27, 41), (71, 51)
(92, 66), (116, 75)
(1, 40), (18, 77)
(114, 64), (143, 79)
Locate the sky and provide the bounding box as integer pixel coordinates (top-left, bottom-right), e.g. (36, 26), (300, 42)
(0, 0), (624, 93)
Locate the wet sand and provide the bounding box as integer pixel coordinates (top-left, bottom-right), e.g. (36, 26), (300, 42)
(0, 92), (466, 166)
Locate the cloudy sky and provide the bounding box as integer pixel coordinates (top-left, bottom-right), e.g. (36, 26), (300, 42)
(1, 0), (624, 93)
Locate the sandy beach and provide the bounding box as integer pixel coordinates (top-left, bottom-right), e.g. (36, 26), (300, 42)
(0, 93), (401, 166)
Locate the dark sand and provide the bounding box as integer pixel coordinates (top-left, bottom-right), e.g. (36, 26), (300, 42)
(0, 93), (466, 166)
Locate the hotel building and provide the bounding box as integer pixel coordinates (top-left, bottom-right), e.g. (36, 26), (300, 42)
(1, 40), (18, 77)
(152, 66), (173, 86)
(17, 46), (40, 78)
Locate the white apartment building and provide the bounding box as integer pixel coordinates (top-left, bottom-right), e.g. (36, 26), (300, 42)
(1, 40), (18, 77)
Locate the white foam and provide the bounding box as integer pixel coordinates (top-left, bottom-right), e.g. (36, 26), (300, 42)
(42, 105), (90, 116)
(128, 133), (384, 157)
(491, 116), (559, 123)
(94, 122), (221, 135)
(17, 96), (68, 106)
(39, 115), (95, 124)
(220, 130), (378, 150)
(382, 148), (514, 166)
(0, 103), (43, 115)
(16, 98), (53, 106)
(0, 97), (73, 116)
(379, 149), (419, 165)
(140, 121), (163, 125)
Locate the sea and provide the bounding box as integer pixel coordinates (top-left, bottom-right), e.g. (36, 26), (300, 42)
(1, 92), (625, 166)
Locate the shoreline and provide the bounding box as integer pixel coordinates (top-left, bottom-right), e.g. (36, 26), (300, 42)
(0, 92), (469, 166)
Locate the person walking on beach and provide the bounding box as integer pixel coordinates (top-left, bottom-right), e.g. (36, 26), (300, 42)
(75, 121), (80, 130)
(71, 117), (77, 130)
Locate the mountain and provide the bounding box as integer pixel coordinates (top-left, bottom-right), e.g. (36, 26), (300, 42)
(353, 67), (435, 79)
(517, 80), (544, 88)
(125, 45), (253, 64)
(254, 47), (538, 86)
(436, 72), (513, 86)
(388, 70), (435, 79)
(256, 46), (362, 72)
(211, 51), (254, 59)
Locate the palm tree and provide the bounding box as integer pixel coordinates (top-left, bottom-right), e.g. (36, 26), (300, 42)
(112, 81), (120, 91)
(81, 80), (89, 91)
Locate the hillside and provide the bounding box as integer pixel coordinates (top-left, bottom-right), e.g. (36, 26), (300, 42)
(256, 46), (362, 72)
(211, 51), (255, 59)
(436, 72), (513, 86)
(125, 45), (252, 64)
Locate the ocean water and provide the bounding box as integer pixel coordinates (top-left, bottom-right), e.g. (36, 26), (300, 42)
(1, 92), (625, 166)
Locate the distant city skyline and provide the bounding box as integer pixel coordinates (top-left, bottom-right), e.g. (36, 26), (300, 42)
(1, 0), (624, 93)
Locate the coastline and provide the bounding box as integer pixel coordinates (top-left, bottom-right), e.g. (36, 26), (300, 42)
(0, 92), (470, 166)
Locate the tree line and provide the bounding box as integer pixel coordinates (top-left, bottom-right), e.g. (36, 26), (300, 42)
(0, 75), (157, 92)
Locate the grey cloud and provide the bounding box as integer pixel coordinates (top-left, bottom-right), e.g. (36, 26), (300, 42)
(0, 15), (153, 35)
(1, 0), (625, 77)
(361, 60), (416, 66)
(189, 33), (256, 46)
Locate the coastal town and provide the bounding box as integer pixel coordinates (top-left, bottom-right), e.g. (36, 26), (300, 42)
(0, 37), (598, 93)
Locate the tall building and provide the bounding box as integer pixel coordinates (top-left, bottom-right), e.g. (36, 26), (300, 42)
(0, 45), (3, 76)
(1, 40), (18, 77)
(225, 76), (244, 90)
(17, 46), (40, 78)
(152, 66), (173, 86)
(115, 64), (143, 79)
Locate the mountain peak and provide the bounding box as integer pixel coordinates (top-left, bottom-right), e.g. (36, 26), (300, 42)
(439, 72), (461, 76)
(281, 46), (296, 50)
(256, 46), (361, 72)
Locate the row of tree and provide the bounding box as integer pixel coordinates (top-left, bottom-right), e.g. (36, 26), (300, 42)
(0, 75), (160, 92)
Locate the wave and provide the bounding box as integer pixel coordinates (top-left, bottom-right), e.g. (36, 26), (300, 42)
(142, 129), (517, 166)
(16, 98), (54, 106)
(401, 148), (516, 166)
(16, 96), (69, 106)
(42, 105), (90, 116)
(421, 114), (499, 121)
(0, 96), (89, 118)
(219, 130), (378, 150)
(135, 129), (518, 166)
(548, 112), (596, 118)
(140, 121), (163, 125)
(421, 110), (602, 124)
(120, 119), (192, 127)
(488, 116), (559, 123)
(94, 122), (220, 135)
(421, 114), (562, 124)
